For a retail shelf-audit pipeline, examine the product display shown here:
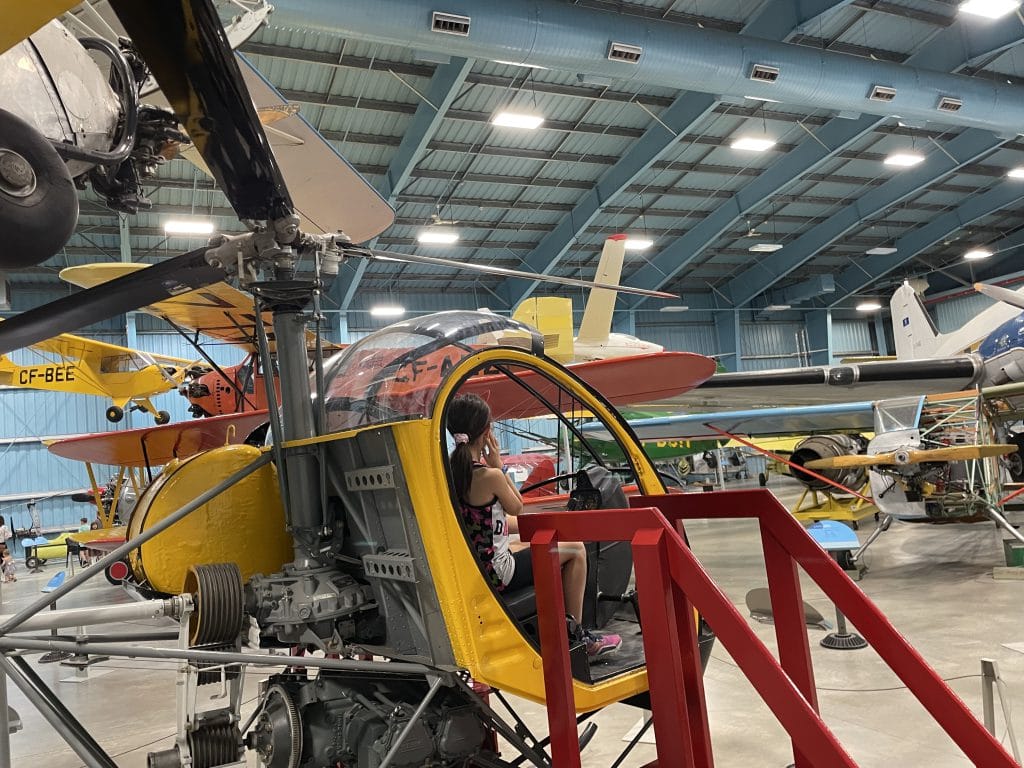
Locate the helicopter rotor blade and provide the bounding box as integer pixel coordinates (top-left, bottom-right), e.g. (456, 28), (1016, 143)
(357, 247), (678, 300)
(0, 250), (227, 355)
(107, 0), (293, 222)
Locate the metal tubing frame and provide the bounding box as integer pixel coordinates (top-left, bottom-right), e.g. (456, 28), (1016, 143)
(0, 599), (178, 634)
(0, 655), (117, 768)
(519, 489), (1019, 768)
(0, 453), (271, 636)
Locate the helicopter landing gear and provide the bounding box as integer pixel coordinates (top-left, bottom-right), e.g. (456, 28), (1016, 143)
(0, 109), (78, 269)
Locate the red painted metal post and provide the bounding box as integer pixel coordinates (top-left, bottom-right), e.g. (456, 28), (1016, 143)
(529, 528), (580, 768)
(760, 523), (819, 768)
(632, 528), (713, 768)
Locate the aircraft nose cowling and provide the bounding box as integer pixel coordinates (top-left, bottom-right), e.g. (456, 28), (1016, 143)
(0, 109), (79, 268)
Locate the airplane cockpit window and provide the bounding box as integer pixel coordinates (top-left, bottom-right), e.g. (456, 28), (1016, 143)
(99, 352), (150, 373)
(321, 311), (542, 434)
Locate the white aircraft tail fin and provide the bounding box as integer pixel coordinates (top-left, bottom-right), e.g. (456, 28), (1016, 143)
(512, 297), (575, 362)
(576, 235), (626, 345)
(891, 282), (940, 360)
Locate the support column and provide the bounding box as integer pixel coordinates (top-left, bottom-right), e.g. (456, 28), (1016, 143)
(612, 310), (635, 336)
(804, 309), (833, 366)
(337, 312), (351, 345)
(714, 311), (741, 371)
(874, 314), (890, 356)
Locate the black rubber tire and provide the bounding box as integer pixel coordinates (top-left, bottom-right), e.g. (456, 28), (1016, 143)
(1007, 433), (1024, 483)
(24, 556), (39, 569)
(106, 406), (124, 423)
(835, 550), (855, 570)
(155, 410), (171, 425)
(758, 472), (768, 487)
(0, 109), (78, 268)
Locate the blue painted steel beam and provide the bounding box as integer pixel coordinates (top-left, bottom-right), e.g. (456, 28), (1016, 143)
(495, 0), (855, 307)
(331, 56), (473, 310)
(803, 309), (832, 365)
(625, 22), (1024, 307)
(736, 128), (1005, 307)
(828, 181), (1024, 305)
(714, 312), (742, 371)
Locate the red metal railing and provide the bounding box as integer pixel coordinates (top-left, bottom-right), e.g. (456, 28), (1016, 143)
(518, 488), (1019, 768)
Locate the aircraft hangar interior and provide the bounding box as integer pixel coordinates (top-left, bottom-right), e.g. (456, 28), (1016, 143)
(2, 0), (1024, 766)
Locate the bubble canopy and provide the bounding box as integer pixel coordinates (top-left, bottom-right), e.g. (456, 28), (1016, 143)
(321, 311), (543, 433)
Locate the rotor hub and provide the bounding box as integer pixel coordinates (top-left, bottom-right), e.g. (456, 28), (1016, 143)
(0, 149), (36, 197)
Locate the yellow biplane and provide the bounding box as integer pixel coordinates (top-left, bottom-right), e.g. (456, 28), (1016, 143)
(0, 330), (201, 423)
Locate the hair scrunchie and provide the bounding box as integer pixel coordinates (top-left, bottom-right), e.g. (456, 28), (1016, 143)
(453, 433), (470, 445)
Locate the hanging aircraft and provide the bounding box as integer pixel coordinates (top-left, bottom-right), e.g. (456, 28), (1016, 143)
(0, 2), (716, 765)
(0, 330), (205, 423)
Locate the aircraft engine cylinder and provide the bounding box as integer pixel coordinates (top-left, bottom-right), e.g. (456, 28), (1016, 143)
(790, 434), (867, 491)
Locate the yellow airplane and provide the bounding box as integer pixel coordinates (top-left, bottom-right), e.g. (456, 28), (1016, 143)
(0, 331), (201, 424)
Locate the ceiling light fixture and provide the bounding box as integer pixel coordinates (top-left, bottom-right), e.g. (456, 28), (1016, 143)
(416, 229), (460, 245)
(866, 246), (898, 255)
(731, 136), (777, 152)
(1008, 167), (1024, 179)
(749, 243), (783, 253)
(624, 238), (653, 251)
(491, 110), (544, 129)
(492, 60), (549, 70)
(958, 0), (1020, 19)
(884, 152), (925, 167)
(856, 300), (882, 312)
(659, 305), (689, 312)
(163, 219), (214, 235)
(764, 304), (791, 311)
(964, 248), (992, 260)
(370, 305), (406, 318)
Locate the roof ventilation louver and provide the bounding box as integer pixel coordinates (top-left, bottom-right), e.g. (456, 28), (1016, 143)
(869, 85), (897, 102)
(937, 96), (963, 113)
(608, 42), (643, 63)
(431, 11), (470, 36)
(749, 64), (780, 83)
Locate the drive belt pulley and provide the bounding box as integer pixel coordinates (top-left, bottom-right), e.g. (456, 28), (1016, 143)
(184, 562), (244, 647)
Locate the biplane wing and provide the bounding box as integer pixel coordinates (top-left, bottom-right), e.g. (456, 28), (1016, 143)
(60, 263), (340, 353)
(47, 409), (269, 468)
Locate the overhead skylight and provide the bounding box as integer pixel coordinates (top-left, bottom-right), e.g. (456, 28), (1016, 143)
(764, 304), (791, 311)
(659, 305), (689, 312)
(959, 0), (1020, 19)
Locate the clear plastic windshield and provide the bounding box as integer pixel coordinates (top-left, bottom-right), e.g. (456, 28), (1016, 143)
(321, 311), (543, 433)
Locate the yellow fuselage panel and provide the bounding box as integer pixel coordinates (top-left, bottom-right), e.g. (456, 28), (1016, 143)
(0, 358), (175, 401)
(390, 347), (657, 711)
(128, 445), (291, 595)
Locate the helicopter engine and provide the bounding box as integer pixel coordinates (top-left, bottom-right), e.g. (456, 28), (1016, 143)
(248, 675), (488, 768)
(789, 434), (868, 492)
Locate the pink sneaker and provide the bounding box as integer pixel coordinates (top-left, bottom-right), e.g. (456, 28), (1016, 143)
(584, 630), (622, 660)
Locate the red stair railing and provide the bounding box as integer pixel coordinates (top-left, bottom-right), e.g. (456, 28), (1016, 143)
(517, 488), (1018, 768)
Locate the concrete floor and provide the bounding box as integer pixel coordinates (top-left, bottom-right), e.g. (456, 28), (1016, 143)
(5, 477), (1024, 767)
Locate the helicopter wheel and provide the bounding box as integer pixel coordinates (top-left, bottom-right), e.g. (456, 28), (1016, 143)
(184, 563), (243, 647)
(104, 559), (130, 585)
(154, 410), (171, 425)
(106, 406), (124, 423)
(0, 109), (78, 269)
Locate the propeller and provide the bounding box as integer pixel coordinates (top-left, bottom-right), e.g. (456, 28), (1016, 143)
(974, 282), (1024, 311)
(0, 0), (676, 357)
(804, 443), (1017, 470)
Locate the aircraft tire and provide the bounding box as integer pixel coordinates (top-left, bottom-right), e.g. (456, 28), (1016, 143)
(155, 410), (171, 425)
(24, 556), (39, 570)
(0, 109), (78, 269)
(1007, 433), (1024, 483)
(106, 406), (124, 423)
